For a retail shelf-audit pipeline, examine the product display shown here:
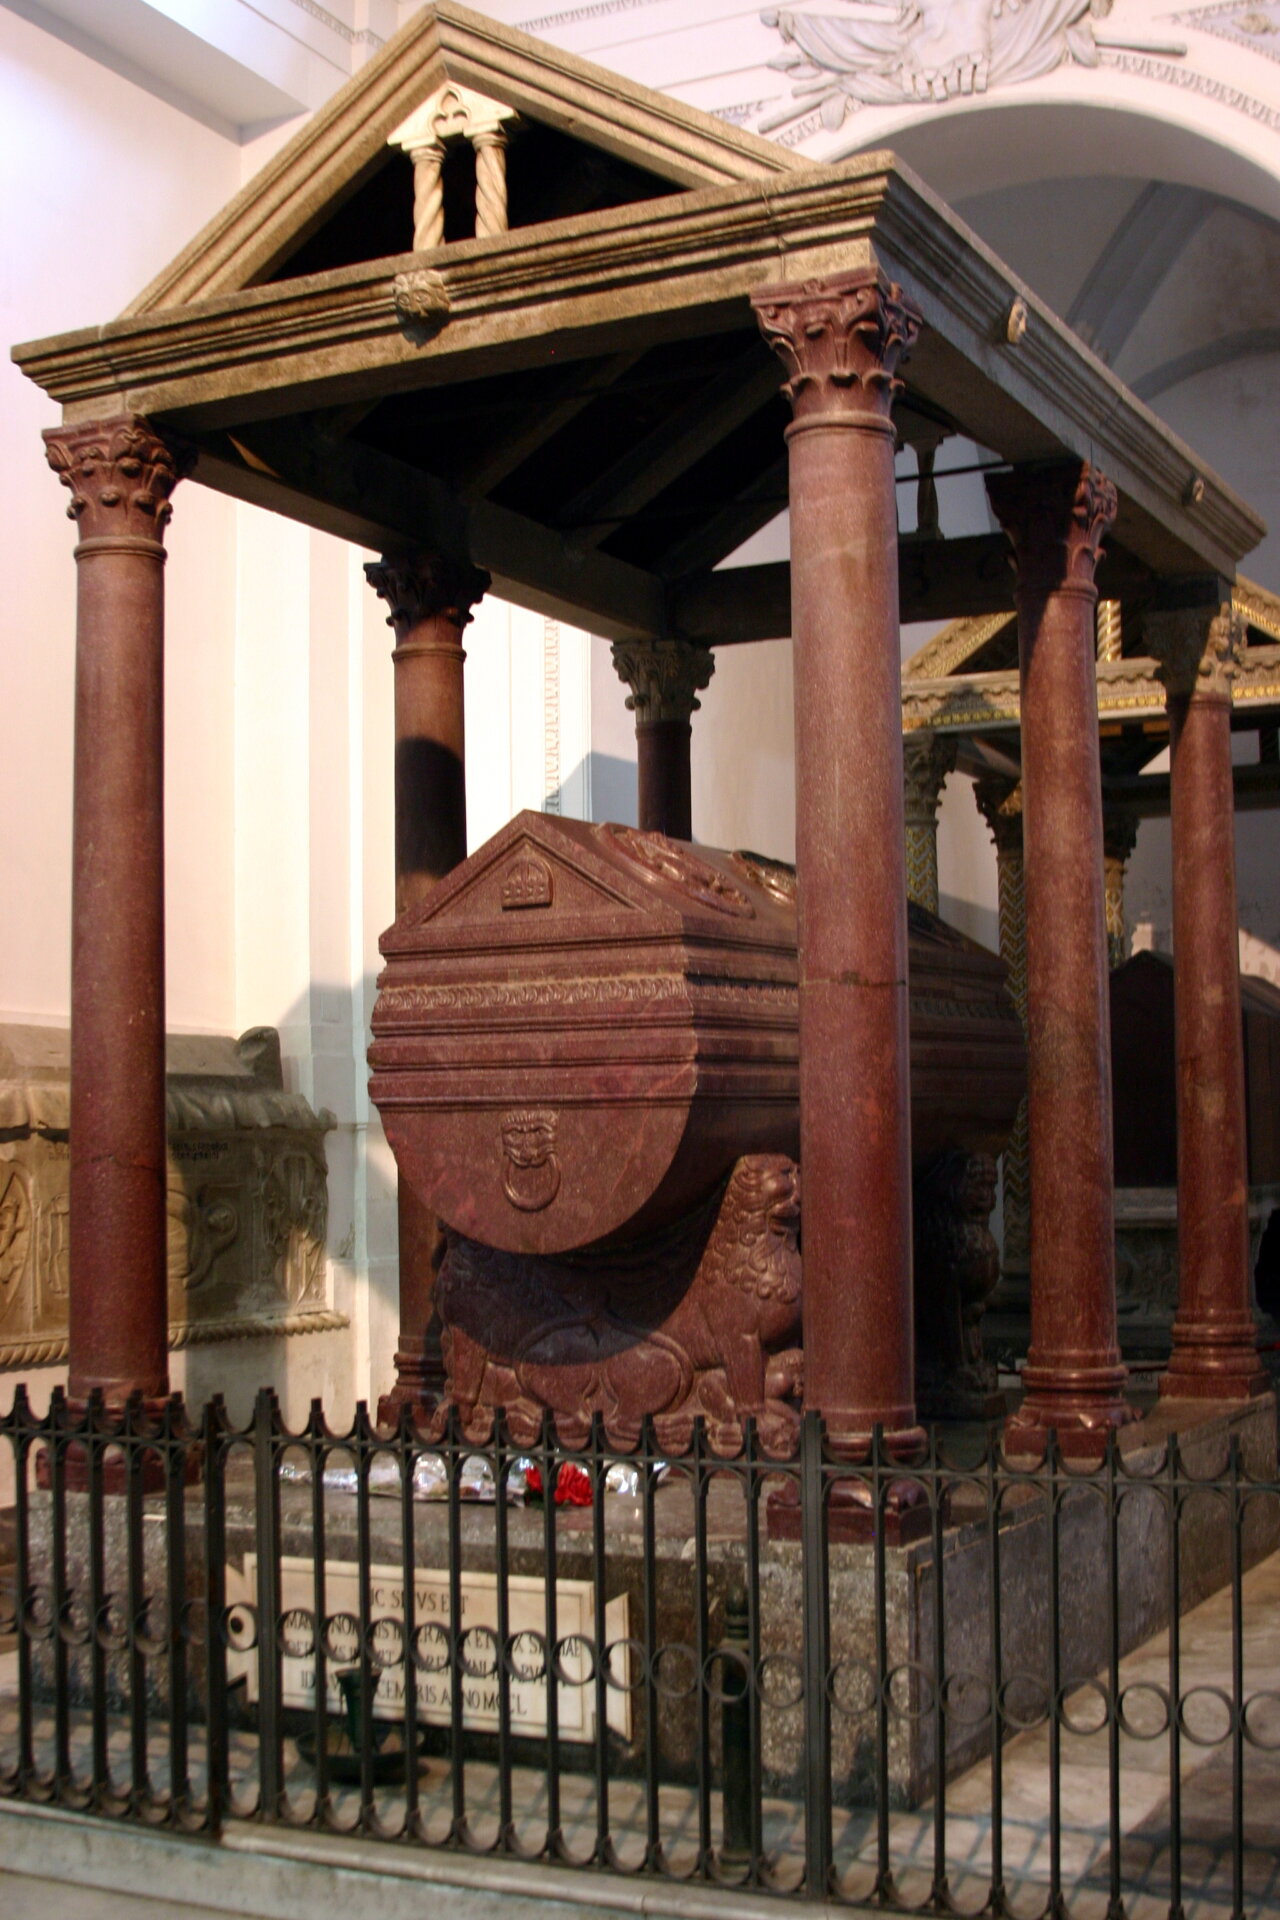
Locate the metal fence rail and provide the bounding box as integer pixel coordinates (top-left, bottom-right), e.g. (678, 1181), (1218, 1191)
(2, 1386), (1278, 1916)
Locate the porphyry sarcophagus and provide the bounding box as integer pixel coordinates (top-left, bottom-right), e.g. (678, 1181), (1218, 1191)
(367, 812), (1025, 1260)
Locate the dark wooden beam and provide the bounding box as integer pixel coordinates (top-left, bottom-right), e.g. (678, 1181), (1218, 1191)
(654, 454), (788, 582)
(201, 419), (666, 640)
(669, 537), (1159, 642)
(559, 346), (782, 547)
(455, 349), (644, 497)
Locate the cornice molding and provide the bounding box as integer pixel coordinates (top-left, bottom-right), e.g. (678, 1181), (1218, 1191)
(901, 644), (1280, 734)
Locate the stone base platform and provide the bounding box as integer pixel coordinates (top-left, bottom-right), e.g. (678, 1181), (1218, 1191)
(24, 1397), (1277, 1811)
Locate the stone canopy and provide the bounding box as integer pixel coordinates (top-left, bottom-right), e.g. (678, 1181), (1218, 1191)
(11, 0), (1263, 644)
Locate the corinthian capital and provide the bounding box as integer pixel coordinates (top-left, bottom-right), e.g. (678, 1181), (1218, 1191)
(973, 772), (1024, 856)
(365, 555), (490, 640)
(1144, 602), (1242, 702)
(44, 416), (192, 543)
(985, 461), (1117, 596)
(902, 730), (957, 826)
(610, 638), (714, 725)
(751, 268), (921, 426)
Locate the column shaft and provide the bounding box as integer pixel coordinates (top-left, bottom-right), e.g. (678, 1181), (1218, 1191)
(636, 720), (693, 840)
(1147, 605), (1267, 1399)
(44, 418), (189, 1407)
(366, 556), (489, 1419)
(986, 463), (1131, 1451)
(754, 268), (921, 1450)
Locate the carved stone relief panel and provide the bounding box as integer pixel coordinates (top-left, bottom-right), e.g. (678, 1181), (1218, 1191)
(0, 1025), (344, 1368)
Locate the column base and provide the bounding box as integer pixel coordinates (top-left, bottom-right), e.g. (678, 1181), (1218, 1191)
(1005, 1358), (1134, 1459)
(36, 1402), (202, 1495)
(766, 1472), (932, 1546)
(1160, 1319), (1270, 1401)
(377, 1351), (442, 1431)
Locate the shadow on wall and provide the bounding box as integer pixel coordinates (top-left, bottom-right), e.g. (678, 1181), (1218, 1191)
(547, 751), (637, 830)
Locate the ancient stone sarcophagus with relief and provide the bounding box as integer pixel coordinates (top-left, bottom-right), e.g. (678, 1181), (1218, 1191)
(0, 1025), (340, 1369)
(369, 813), (1025, 1441)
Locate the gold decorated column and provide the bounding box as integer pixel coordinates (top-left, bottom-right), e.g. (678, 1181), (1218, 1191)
(903, 729), (956, 915)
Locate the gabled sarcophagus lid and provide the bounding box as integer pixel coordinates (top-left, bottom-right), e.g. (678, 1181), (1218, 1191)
(369, 813), (1024, 1256)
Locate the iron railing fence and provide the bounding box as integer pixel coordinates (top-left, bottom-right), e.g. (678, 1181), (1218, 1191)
(1, 1386), (1278, 1916)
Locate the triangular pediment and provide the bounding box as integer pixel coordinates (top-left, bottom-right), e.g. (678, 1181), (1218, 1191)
(383, 812), (671, 950)
(124, 1), (799, 318)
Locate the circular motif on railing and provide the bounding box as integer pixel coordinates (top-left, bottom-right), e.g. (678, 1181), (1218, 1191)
(368, 1614), (404, 1670)
(1117, 1681), (1170, 1742)
(886, 1660), (936, 1723)
(411, 1619), (450, 1674)
(322, 1609), (360, 1665)
(703, 1646), (751, 1706)
(0, 1583), (16, 1638)
(651, 1640), (699, 1700)
(459, 1623), (499, 1680)
(728, 849), (797, 908)
(96, 1594), (129, 1654)
(757, 1651), (805, 1711)
(21, 1582), (53, 1642)
(1243, 1690), (1280, 1751)
(999, 1671), (1050, 1731)
(828, 1657), (876, 1720)
(554, 1632), (595, 1688)
(278, 1606), (314, 1660)
(57, 1593), (92, 1649)
(133, 1598), (168, 1659)
(602, 824), (755, 918)
(505, 1629), (545, 1685)
(179, 1597), (208, 1649)
(1058, 1679), (1110, 1736)
(1178, 1685), (1235, 1747)
(603, 1636), (647, 1694)
(223, 1602), (258, 1655)
(941, 1667), (991, 1728)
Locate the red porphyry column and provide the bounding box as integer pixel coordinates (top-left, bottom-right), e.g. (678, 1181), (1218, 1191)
(609, 638), (714, 840)
(1145, 599), (1268, 1400)
(365, 554), (489, 1423)
(44, 416), (190, 1410)
(753, 267), (922, 1455)
(985, 461), (1133, 1453)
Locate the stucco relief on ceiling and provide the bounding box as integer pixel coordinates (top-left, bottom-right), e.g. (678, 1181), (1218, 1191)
(758, 0), (1185, 128)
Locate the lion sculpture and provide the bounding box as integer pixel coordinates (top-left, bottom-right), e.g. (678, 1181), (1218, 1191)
(435, 1153), (803, 1452)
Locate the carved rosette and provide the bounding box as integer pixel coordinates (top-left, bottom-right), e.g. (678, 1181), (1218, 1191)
(44, 416), (192, 545)
(365, 555), (491, 641)
(985, 461), (1117, 597)
(1145, 603), (1243, 704)
(751, 268), (921, 427)
(610, 638), (714, 725)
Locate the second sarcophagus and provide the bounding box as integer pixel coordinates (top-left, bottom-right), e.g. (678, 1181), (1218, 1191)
(368, 812), (1026, 1267)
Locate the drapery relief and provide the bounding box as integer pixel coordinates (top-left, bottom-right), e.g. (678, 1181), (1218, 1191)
(760, 1), (1184, 127)
(0, 1025), (343, 1367)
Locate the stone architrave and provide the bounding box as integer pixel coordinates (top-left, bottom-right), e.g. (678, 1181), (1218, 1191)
(1145, 600), (1268, 1401)
(985, 461), (1132, 1452)
(753, 266), (923, 1456)
(365, 553), (490, 1423)
(609, 638), (714, 840)
(389, 83), (519, 249)
(1102, 803), (1140, 971)
(973, 774), (1030, 1301)
(43, 416), (191, 1419)
(902, 729), (956, 915)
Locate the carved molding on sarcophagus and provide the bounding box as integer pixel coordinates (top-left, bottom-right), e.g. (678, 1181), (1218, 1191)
(0, 1024), (345, 1368)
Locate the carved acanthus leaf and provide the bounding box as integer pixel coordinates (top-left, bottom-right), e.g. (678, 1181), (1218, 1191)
(610, 637), (715, 724)
(366, 554), (490, 636)
(902, 730), (958, 824)
(44, 416), (192, 541)
(985, 460), (1116, 594)
(1144, 603), (1243, 701)
(751, 269), (921, 422)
